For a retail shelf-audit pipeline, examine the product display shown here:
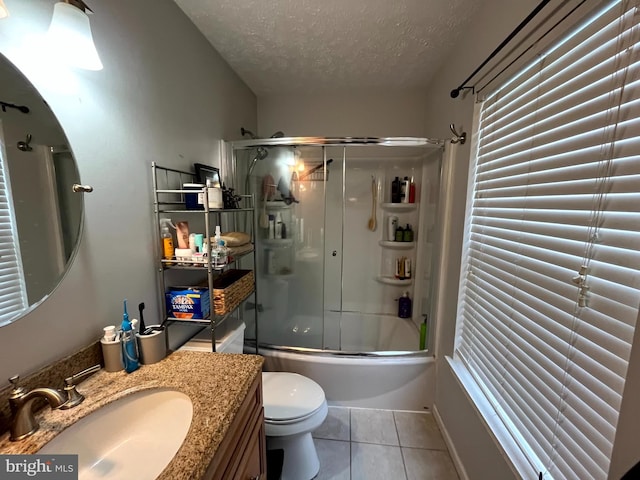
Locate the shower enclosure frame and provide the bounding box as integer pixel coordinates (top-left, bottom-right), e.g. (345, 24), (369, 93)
(229, 136), (445, 359)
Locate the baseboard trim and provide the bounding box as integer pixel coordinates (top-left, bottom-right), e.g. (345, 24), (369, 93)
(433, 404), (470, 480)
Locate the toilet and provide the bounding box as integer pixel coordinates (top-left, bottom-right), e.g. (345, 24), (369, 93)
(262, 372), (328, 480)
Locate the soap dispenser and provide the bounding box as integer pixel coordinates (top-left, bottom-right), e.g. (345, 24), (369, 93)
(120, 300), (139, 373)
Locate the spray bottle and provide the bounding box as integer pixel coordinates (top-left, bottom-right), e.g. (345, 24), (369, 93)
(159, 218), (174, 264)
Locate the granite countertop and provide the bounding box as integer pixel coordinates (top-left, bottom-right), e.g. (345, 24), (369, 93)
(0, 351), (264, 480)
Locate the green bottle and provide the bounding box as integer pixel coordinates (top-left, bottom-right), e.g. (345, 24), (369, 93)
(419, 315), (428, 350)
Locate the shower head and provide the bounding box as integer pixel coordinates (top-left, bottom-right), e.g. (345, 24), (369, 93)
(247, 146), (269, 177)
(255, 147), (269, 161)
(240, 128), (285, 140)
(241, 127), (257, 139)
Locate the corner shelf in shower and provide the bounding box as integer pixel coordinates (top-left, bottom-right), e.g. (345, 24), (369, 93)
(378, 241), (415, 249)
(380, 203), (418, 212)
(375, 275), (413, 286)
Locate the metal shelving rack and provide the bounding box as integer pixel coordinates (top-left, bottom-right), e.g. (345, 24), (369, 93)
(151, 162), (258, 353)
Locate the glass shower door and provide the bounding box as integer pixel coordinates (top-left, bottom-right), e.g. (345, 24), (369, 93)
(247, 145), (327, 349)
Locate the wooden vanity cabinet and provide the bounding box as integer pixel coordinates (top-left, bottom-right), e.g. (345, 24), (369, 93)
(204, 372), (266, 480)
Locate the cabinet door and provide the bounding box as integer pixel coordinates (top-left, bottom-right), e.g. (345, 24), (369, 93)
(205, 373), (265, 480)
(237, 410), (266, 480)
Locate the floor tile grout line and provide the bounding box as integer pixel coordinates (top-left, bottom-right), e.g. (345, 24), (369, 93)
(393, 410), (410, 480)
(349, 407), (352, 480)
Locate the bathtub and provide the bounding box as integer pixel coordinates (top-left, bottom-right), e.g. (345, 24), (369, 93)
(256, 312), (435, 411)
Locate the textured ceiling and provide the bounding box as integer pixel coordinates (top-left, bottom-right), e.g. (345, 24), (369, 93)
(174, 0), (480, 96)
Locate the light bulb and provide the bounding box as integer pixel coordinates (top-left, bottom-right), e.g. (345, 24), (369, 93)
(0, 0), (9, 19)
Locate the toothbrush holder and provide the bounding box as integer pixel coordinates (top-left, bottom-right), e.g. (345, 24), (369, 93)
(136, 327), (167, 365)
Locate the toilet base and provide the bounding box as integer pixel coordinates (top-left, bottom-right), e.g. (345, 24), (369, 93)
(267, 432), (319, 480)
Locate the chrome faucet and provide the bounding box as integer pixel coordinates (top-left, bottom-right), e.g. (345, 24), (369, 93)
(7, 364), (101, 441)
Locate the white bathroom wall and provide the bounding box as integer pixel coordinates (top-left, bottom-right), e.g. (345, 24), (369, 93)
(258, 88), (429, 138)
(0, 0), (257, 382)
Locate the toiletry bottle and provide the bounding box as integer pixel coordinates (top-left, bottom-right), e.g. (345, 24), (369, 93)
(159, 218), (174, 264)
(268, 215), (276, 239)
(101, 325), (123, 372)
(188, 233), (196, 253)
(120, 300), (139, 373)
(401, 177), (410, 203)
(405, 257), (411, 279)
(275, 212), (283, 239)
(176, 221), (190, 249)
(395, 225), (404, 242)
(212, 226), (228, 268)
(419, 315), (428, 350)
(391, 177), (400, 203)
(388, 215), (398, 241)
(409, 177), (416, 203)
(398, 291), (412, 318)
(404, 224), (414, 242)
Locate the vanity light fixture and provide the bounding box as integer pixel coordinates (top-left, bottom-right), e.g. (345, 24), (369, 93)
(0, 0), (9, 19)
(47, 0), (103, 71)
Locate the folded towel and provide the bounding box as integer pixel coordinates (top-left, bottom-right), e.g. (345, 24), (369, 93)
(216, 231), (251, 247)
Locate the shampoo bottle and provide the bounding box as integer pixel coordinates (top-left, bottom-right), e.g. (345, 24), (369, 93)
(401, 177), (410, 203)
(409, 177), (416, 203)
(391, 177), (400, 203)
(398, 291), (412, 319)
(120, 300), (139, 373)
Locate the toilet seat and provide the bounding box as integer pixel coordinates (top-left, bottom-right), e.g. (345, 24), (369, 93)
(262, 372), (326, 422)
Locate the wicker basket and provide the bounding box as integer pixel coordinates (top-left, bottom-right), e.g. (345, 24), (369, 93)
(212, 269), (255, 315)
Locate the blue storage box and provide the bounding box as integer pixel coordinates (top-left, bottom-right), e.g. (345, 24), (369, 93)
(166, 287), (210, 319)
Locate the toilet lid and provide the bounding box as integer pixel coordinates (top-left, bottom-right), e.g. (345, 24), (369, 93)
(262, 372), (326, 421)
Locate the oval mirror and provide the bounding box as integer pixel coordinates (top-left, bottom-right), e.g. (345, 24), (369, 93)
(0, 53), (83, 327)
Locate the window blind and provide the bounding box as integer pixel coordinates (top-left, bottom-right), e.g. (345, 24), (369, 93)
(454, 1), (640, 479)
(0, 126), (28, 327)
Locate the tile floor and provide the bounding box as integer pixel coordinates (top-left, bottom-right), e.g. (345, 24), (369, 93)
(311, 407), (460, 480)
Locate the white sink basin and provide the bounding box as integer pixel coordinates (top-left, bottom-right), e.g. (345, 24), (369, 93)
(39, 388), (193, 480)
